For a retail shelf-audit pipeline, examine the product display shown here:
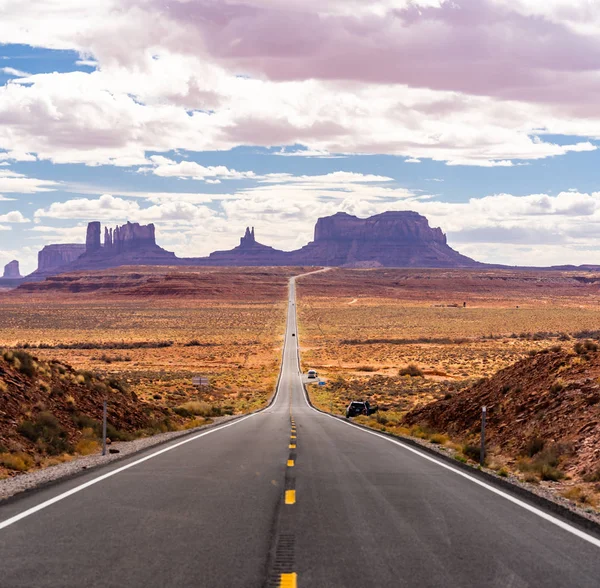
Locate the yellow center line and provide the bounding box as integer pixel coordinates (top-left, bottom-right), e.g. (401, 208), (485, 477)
(290, 435), (296, 439)
(280, 572), (297, 588)
(289, 444), (296, 449)
(285, 490), (296, 505)
(287, 459), (295, 467)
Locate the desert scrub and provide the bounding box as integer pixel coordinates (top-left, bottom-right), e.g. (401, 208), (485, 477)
(517, 444), (569, 481)
(174, 401), (221, 418)
(399, 364), (423, 377)
(17, 411), (73, 455)
(0, 451), (34, 472)
(429, 433), (449, 445)
(561, 486), (596, 506)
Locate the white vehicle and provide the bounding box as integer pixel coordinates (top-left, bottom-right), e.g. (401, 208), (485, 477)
(307, 369), (318, 379)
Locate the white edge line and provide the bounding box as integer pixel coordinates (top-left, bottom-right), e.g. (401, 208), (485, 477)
(0, 412), (259, 531)
(290, 281), (600, 550)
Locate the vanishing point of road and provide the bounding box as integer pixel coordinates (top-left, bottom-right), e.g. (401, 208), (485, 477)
(1, 273), (600, 587)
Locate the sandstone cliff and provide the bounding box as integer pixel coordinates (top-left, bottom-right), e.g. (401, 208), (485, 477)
(289, 211), (480, 268)
(37, 244), (86, 273)
(3, 260), (21, 279)
(70, 221), (176, 270)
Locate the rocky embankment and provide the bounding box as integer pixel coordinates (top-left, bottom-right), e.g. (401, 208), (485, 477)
(405, 342), (600, 479)
(0, 349), (171, 478)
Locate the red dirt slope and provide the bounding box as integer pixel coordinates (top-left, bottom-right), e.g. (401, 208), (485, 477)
(404, 344), (600, 478)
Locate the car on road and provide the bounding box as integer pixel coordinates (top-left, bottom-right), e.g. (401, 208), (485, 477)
(346, 400), (378, 418)
(307, 369), (318, 379)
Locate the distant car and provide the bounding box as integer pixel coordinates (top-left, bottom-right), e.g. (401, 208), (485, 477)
(307, 369), (318, 379)
(346, 401), (378, 418)
(292, 333), (295, 337)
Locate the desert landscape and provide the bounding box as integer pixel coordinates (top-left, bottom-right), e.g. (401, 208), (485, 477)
(4, 264), (600, 512)
(0, 266), (305, 477)
(297, 268), (600, 510)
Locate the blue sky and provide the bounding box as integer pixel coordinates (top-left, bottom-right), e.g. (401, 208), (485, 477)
(2, 1), (600, 274)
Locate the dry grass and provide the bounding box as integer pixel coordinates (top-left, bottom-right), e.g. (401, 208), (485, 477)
(0, 269), (293, 417)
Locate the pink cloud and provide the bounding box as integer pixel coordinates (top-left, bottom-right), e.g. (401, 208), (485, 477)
(141, 0), (600, 110)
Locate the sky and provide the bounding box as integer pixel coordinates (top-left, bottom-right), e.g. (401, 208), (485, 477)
(1, 0), (600, 274)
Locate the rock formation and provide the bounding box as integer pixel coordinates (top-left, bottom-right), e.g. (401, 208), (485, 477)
(205, 227), (288, 265)
(69, 221), (176, 270)
(37, 244), (86, 273)
(22, 211), (483, 280)
(3, 260), (21, 278)
(86, 221), (101, 252)
(289, 211), (480, 268)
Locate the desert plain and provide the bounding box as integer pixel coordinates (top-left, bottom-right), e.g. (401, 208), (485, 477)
(3, 266), (600, 510)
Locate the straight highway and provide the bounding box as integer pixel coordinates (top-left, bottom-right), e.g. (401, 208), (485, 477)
(1, 274), (600, 587)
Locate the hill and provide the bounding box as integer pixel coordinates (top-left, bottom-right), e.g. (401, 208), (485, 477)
(404, 342), (600, 480)
(0, 349), (169, 476)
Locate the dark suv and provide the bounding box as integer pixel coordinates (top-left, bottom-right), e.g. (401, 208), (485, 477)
(345, 401), (377, 418)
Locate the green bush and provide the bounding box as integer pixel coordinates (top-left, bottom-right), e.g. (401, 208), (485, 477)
(17, 411), (72, 455)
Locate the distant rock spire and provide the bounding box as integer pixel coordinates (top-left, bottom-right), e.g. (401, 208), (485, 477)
(240, 226), (256, 247)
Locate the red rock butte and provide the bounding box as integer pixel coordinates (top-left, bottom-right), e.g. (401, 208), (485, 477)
(19, 211), (486, 282)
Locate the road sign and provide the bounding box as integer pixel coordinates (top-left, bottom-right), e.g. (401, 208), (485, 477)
(192, 376), (209, 387)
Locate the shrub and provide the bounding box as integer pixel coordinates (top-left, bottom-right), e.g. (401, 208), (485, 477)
(574, 341), (586, 355)
(525, 436), (545, 457)
(399, 364), (423, 377)
(462, 444), (482, 463)
(561, 486), (592, 505)
(584, 340), (598, 352)
(430, 433), (448, 445)
(540, 465), (564, 481)
(549, 345), (562, 353)
(105, 423), (134, 442)
(0, 379), (7, 393)
(356, 365), (377, 372)
(497, 467), (509, 477)
(0, 452), (34, 472)
(175, 401), (217, 417)
(72, 413), (102, 435)
(75, 438), (100, 456)
(12, 350), (38, 377)
(17, 412), (72, 455)
(550, 379), (565, 393)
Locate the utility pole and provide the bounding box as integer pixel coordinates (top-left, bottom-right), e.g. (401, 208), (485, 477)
(480, 406), (486, 467)
(102, 399), (107, 456)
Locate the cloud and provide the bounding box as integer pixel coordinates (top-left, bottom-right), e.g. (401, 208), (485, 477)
(0, 3), (597, 166)
(0, 170), (58, 193)
(0, 210), (29, 223)
(144, 156), (257, 181)
(1, 67), (29, 77)
(34, 194), (141, 220)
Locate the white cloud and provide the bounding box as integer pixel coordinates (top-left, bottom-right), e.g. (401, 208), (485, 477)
(0, 170), (58, 193)
(34, 194), (141, 220)
(1, 67), (29, 77)
(0, 210), (29, 223)
(144, 157), (257, 181)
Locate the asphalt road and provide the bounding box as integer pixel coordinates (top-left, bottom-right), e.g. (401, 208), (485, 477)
(1, 274), (600, 587)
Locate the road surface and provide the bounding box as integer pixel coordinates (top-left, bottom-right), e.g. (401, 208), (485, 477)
(1, 274), (600, 587)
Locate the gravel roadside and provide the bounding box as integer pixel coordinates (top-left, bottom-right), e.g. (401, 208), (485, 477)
(0, 415), (238, 502)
